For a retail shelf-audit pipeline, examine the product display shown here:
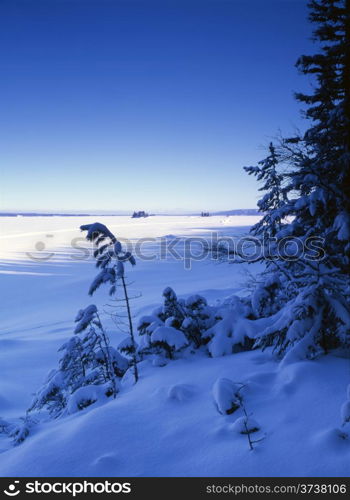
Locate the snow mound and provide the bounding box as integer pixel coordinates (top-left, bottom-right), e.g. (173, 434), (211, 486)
(91, 453), (118, 472)
(167, 384), (196, 402)
(212, 378), (241, 415)
(340, 401), (350, 425)
(67, 384), (113, 414)
(151, 326), (188, 350)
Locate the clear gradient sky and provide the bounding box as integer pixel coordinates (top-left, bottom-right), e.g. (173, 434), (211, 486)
(1, 0), (313, 213)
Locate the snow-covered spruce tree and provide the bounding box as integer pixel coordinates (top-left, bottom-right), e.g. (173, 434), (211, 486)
(161, 288), (216, 348)
(80, 223), (139, 383)
(244, 142), (288, 240)
(29, 305), (128, 417)
(161, 288), (215, 347)
(136, 290), (188, 363)
(290, 0), (350, 277)
(162, 287), (186, 328)
(218, 0), (350, 359)
(181, 294), (216, 347)
(241, 143), (292, 321)
(281, 0), (349, 356)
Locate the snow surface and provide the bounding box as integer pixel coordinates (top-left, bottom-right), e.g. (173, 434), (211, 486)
(0, 215), (349, 476)
(0, 354), (349, 476)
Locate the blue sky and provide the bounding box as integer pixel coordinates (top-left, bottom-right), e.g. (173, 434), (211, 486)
(1, 0), (313, 213)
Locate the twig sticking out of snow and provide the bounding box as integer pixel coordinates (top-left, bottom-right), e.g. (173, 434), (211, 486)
(239, 407), (265, 451)
(214, 378), (265, 451)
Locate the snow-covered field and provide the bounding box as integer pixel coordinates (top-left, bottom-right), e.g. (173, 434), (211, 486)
(0, 215), (349, 476)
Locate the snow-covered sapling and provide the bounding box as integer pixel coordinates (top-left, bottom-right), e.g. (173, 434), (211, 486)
(236, 400), (264, 451)
(232, 416), (261, 451)
(80, 222), (139, 383)
(29, 369), (67, 418)
(0, 417), (12, 435)
(212, 378), (242, 415)
(182, 294), (214, 347)
(212, 378), (264, 450)
(244, 142), (286, 241)
(74, 305), (121, 397)
(29, 305), (128, 418)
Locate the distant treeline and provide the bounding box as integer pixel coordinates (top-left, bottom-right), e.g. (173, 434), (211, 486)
(0, 209), (261, 217)
(212, 209), (260, 216)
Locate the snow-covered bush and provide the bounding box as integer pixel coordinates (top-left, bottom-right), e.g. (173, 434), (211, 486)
(150, 326), (188, 360)
(66, 384), (113, 415)
(137, 287), (220, 361)
(207, 297), (254, 357)
(137, 313), (163, 338)
(117, 337), (138, 358)
(138, 288), (258, 360)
